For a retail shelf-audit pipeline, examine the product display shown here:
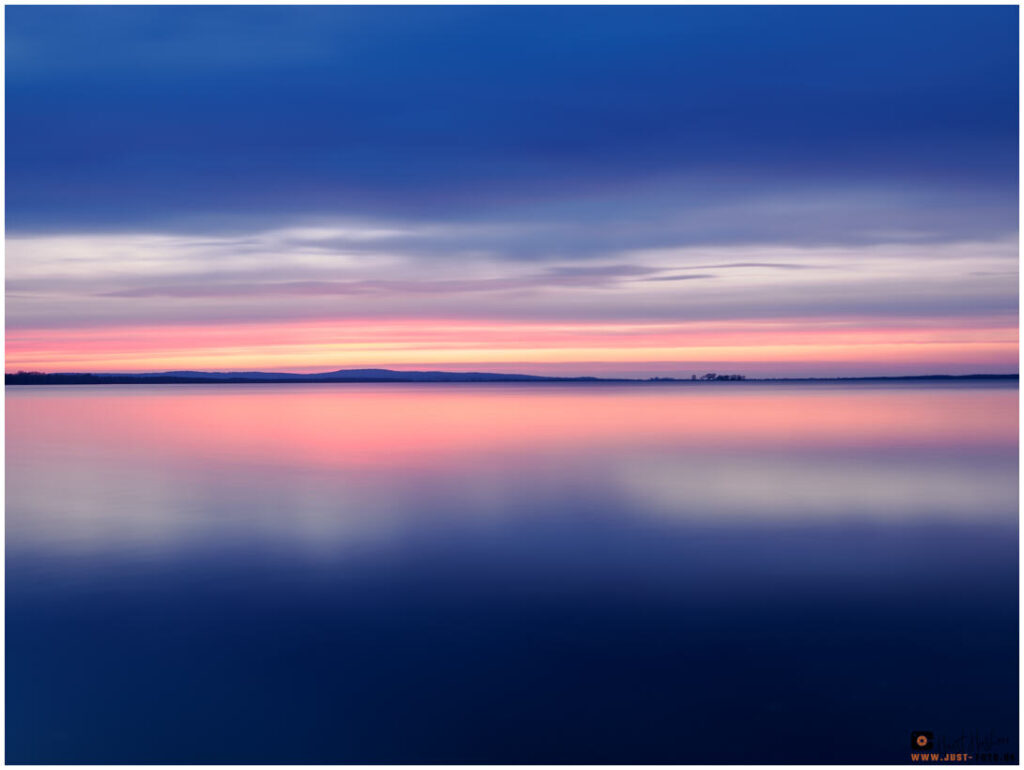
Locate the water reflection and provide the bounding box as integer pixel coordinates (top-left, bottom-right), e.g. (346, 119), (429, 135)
(6, 383), (1018, 763)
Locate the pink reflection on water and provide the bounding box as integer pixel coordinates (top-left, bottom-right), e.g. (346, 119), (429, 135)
(8, 383), (1016, 471)
(6, 382), (1017, 555)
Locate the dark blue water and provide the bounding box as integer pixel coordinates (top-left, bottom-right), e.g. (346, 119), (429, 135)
(6, 383), (1018, 763)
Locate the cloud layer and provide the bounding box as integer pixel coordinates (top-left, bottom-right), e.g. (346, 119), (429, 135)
(5, 7), (1018, 375)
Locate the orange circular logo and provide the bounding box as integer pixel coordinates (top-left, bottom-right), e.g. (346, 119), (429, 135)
(916, 735), (929, 747)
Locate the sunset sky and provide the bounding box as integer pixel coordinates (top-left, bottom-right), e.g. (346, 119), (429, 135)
(6, 6), (1018, 377)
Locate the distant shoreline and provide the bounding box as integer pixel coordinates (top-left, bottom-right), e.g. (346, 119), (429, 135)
(5, 371), (1019, 386)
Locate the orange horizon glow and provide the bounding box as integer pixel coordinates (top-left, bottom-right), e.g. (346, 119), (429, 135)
(5, 317), (1018, 376)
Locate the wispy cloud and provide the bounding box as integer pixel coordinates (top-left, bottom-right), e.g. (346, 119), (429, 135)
(99, 265), (677, 299)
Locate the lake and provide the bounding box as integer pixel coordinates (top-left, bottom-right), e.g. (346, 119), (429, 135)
(6, 382), (1019, 763)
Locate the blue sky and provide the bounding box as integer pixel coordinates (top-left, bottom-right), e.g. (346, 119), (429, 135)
(5, 6), (1019, 375)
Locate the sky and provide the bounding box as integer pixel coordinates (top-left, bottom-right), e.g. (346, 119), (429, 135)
(5, 6), (1019, 377)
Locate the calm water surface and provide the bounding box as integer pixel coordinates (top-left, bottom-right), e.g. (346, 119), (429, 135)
(6, 382), (1019, 763)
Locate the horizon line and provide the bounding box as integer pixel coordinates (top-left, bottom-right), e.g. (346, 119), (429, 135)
(6, 367), (1020, 382)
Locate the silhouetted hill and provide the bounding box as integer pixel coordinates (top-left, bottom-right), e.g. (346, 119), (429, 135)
(147, 368), (577, 382)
